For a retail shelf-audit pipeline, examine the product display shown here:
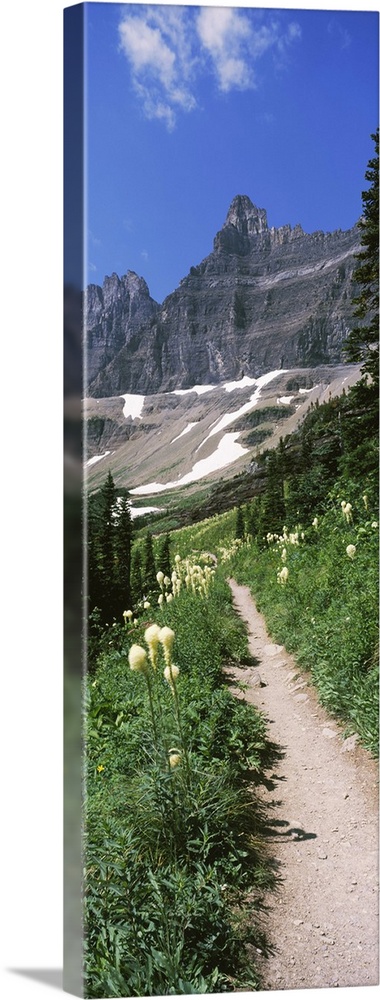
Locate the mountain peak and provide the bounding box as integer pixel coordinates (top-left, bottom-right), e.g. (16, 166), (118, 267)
(224, 195), (268, 236)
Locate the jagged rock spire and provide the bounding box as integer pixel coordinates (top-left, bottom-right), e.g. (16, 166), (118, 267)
(223, 195), (268, 236)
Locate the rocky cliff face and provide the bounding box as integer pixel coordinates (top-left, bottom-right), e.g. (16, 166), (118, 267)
(85, 270), (159, 384)
(86, 196), (360, 396)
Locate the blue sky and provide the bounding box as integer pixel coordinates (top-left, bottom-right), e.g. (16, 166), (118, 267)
(84, 2), (379, 303)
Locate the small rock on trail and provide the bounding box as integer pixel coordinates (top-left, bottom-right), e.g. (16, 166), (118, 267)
(227, 579), (379, 992)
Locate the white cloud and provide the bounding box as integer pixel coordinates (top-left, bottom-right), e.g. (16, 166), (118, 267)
(118, 6), (301, 128)
(196, 7), (255, 90)
(118, 6), (197, 129)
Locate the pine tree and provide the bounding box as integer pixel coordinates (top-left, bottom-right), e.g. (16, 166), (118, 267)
(257, 452), (286, 541)
(115, 495), (132, 617)
(158, 532), (171, 578)
(142, 530), (157, 597)
(344, 128), (379, 386)
(235, 505), (245, 540)
(130, 545), (143, 606)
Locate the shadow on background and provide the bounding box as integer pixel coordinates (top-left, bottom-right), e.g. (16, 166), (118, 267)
(9, 969), (63, 990)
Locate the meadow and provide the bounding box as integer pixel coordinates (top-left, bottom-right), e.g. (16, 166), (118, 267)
(84, 465), (378, 996)
(84, 561), (280, 996)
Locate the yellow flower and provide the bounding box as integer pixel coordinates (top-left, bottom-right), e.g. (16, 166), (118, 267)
(128, 644), (148, 673)
(97, 764), (105, 773)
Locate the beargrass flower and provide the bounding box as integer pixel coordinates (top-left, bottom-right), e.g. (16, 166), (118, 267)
(277, 566), (289, 584)
(346, 544), (356, 560)
(159, 626), (175, 665)
(156, 571), (164, 587)
(144, 623), (161, 668)
(128, 644), (148, 673)
(168, 747), (181, 768)
(341, 501), (353, 524)
(158, 593), (164, 606)
(363, 494), (369, 510)
(164, 663), (180, 688)
(144, 601), (151, 610)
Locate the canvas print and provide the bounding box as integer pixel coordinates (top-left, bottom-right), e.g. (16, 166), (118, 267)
(64, 2), (379, 997)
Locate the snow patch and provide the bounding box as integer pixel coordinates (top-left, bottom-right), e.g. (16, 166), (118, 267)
(205, 370), (286, 440)
(171, 422), (197, 443)
(223, 375), (258, 392)
(172, 384), (215, 396)
(86, 451), (111, 467)
(130, 432), (249, 495)
(298, 386), (316, 394)
(130, 506), (161, 519)
(170, 369), (286, 398)
(120, 393), (145, 419)
(277, 395), (295, 404)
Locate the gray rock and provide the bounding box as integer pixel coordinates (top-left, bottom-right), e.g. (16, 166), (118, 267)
(86, 194), (361, 396)
(341, 733), (359, 753)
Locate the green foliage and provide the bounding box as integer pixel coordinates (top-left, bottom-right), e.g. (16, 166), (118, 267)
(227, 488), (379, 755)
(344, 127), (379, 385)
(130, 543), (142, 605)
(142, 530), (157, 596)
(158, 531), (171, 578)
(235, 505), (245, 540)
(84, 571), (276, 996)
(87, 472), (133, 629)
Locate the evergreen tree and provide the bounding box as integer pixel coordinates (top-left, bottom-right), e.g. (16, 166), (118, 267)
(158, 532), (171, 578)
(257, 452), (286, 542)
(247, 497), (261, 539)
(99, 470), (117, 621)
(344, 128), (379, 386)
(115, 495), (132, 617)
(235, 505), (245, 540)
(142, 530), (157, 596)
(130, 544), (143, 606)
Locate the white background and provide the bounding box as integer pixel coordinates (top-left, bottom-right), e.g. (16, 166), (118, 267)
(0, 1), (378, 998)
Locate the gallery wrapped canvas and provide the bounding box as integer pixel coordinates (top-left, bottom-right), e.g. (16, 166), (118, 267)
(64, 3), (379, 998)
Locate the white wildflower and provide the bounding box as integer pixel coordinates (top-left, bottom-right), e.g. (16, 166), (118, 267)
(128, 644), (148, 674)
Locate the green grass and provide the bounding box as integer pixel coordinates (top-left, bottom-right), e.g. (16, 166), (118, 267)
(225, 483), (379, 755)
(84, 573), (278, 997)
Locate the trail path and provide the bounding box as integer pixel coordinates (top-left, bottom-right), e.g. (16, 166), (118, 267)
(227, 579), (379, 991)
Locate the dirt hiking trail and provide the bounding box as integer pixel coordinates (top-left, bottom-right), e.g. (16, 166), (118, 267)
(227, 579), (379, 991)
